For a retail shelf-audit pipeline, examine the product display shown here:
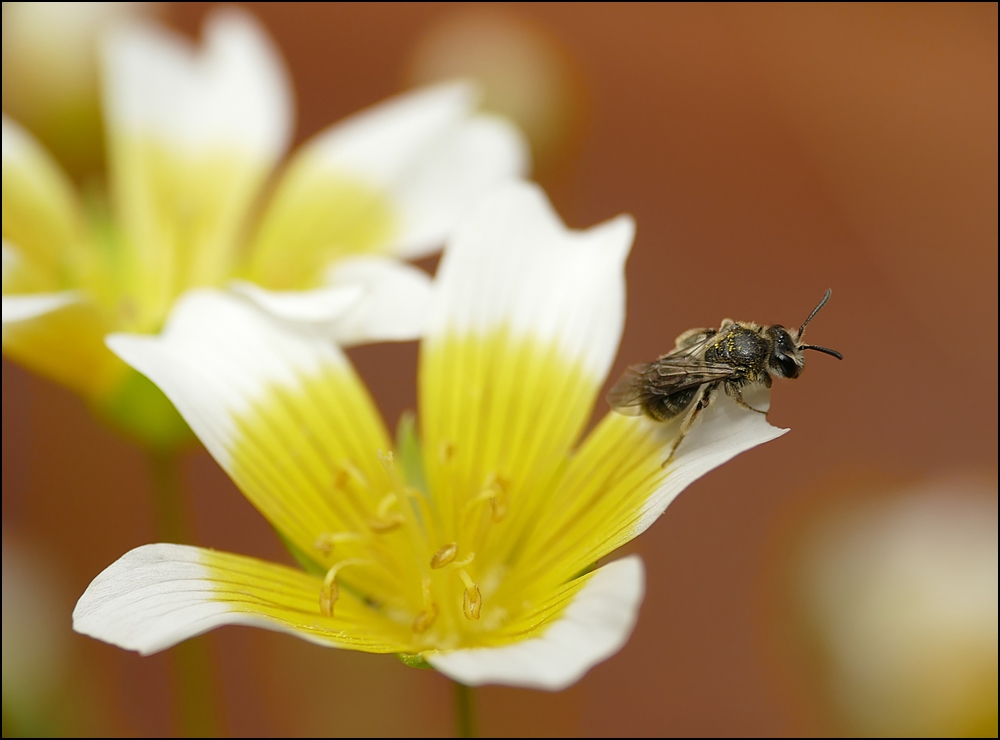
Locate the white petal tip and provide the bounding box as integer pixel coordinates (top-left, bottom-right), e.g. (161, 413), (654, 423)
(72, 544), (222, 656)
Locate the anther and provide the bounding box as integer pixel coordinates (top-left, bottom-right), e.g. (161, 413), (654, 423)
(489, 485), (508, 522)
(464, 472), (510, 523)
(319, 580), (339, 617)
(338, 460), (370, 489)
(313, 531), (364, 557)
(413, 603), (439, 633)
(318, 559), (367, 618)
(457, 569), (482, 621)
(463, 585), (482, 621)
(430, 542), (459, 569)
(413, 577), (439, 633)
(368, 491), (404, 533)
(367, 514), (404, 533)
(330, 467), (350, 491)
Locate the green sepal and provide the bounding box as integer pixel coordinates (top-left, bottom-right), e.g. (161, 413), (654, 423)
(396, 653), (434, 670)
(98, 367), (193, 451)
(395, 410), (427, 493)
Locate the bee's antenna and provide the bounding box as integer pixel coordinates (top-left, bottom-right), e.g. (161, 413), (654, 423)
(800, 344), (843, 360)
(798, 288), (833, 337)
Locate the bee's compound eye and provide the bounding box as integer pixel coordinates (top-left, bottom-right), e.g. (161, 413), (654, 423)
(775, 354), (800, 378)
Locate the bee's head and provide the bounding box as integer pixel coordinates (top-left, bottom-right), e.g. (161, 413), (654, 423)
(770, 289), (843, 379)
(767, 325), (804, 378)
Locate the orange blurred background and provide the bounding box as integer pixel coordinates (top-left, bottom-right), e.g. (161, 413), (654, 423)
(3, 3), (996, 736)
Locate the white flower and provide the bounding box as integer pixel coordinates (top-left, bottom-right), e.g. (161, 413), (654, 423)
(74, 182), (784, 689)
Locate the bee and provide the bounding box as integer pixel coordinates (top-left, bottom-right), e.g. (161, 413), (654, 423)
(607, 289), (842, 464)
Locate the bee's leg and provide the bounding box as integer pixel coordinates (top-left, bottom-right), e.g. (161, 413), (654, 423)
(661, 384), (714, 468)
(728, 384), (766, 414)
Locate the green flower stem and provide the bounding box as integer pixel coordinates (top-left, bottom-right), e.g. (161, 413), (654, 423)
(454, 681), (477, 738)
(148, 450), (221, 737)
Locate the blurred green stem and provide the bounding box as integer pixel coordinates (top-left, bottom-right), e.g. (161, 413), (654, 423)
(149, 450), (221, 737)
(454, 681), (476, 738)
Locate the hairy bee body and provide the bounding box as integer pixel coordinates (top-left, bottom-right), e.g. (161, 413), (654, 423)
(607, 291), (842, 463)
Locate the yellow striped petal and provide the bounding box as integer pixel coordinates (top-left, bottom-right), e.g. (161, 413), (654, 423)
(106, 290), (394, 562)
(515, 390), (788, 595)
(3, 289), (122, 398)
(1, 116), (84, 286)
(245, 82), (528, 290)
(102, 9), (291, 323)
(419, 182), (633, 548)
(243, 156), (396, 290)
(73, 544), (412, 656)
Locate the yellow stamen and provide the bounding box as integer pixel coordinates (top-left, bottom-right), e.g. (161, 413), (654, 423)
(367, 515), (404, 534)
(413, 577), (439, 633)
(338, 459), (370, 489)
(375, 491), (398, 518)
(319, 580), (339, 617)
(457, 569), (482, 621)
(367, 490), (404, 533)
(378, 451), (433, 565)
(313, 531), (365, 557)
(430, 542), (458, 569)
(463, 472), (509, 526)
(327, 461), (377, 533)
(318, 559), (368, 617)
(489, 487), (508, 523)
(413, 604), (438, 633)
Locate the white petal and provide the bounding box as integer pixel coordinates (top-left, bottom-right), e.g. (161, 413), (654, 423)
(105, 288), (344, 471)
(73, 544), (237, 655)
(2, 291), (81, 325)
(426, 555), (645, 690)
(3, 242), (81, 324)
(383, 112), (530, 258)
(425, 180), (634, 380)
(73, 544), (410, 656)
(2, 115), (36, 167)
(231, 257), (433, 345)
(631, 385), (788, 539)
(320, 256), (433, 344)
(298, 81), (530, 258)
(102, 7), (292, 157)
(1, 118), (83, 277)
(229, 280), (365, 325)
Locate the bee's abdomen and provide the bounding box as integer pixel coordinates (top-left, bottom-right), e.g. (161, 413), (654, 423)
(642, 387), (697, 421)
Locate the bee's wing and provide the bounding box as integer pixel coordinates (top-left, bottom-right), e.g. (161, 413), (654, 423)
(644, 356), (738, 393)
(606, 356), (737, 415)
(606, 363), (653, 415)
(665, 329), (716, 358)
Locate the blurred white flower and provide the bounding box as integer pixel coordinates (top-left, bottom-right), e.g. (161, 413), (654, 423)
(2, 533), (69, 730)
(798, 476), (998, 736)
(2, 2), (156, 177)
(2, 7), (528, 447)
